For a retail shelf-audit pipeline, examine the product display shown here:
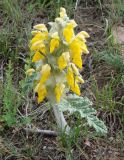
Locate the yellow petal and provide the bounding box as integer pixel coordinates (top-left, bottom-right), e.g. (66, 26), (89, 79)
(76, 33), (86, 43)
(80, 31), (90, 38)
(66, 66), (74, 87)
(55, 83), (65, 103)
(30, 40), (45, 53)
(31, 32), (48, 44)
(71, 82), (80, 95)
(70, 20), (77, 28)
(31, 30), (41, 35)
(51, 32), (59, 39)
(70, 38), (89, 55)
(63, 23), (74, 43)
(75, 31), (89, 43)
(26, 68), (35, 76)
(76, 76), (84, 83)
(72, 54), (82, 69)
(58, 52), (70, 70)
(70, 40), (83, 68)
(50, 39), (59, 53)
(60, 7), (67, 18)
(30, 40), (44, 51)
(34, 83), (40, 92)
(32, 51), (44, 62)
(71, 63), (79, 75)
(40, 64), (51, 84)
(40, 47), (46, 54)
(33, 24), (48, 32)
(70, 40), (82, 57)
(34, 83), (47, 103)
(78, 40), (89, 54)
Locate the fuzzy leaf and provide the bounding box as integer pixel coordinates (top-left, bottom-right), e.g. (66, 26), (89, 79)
(59, 94), (107, 134)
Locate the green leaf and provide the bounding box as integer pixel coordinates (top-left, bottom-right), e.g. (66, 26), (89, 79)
(59, 94), (107, 134)
(2, 113), (16, 126)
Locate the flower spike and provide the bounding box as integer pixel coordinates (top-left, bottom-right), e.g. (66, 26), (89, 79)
(27, 7), (89, 103)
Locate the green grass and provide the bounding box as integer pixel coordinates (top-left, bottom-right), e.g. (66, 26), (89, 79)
(94, 50), (124, 72)
(40, 0), (75, 16)
(91, 77), (116, 111)
(109, 0), (124, 24)
(2, 62), (21, 127)
(94, 0), (124, 24)
(91, 47), (124, 135)
(0, 3), (32, 61)
(1, 0), (22, 24)
(0, 0), (75, 61)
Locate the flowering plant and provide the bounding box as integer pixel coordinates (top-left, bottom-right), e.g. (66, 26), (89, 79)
(26, 8), (107, 134)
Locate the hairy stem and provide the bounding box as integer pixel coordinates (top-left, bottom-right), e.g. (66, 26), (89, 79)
(52, 104), (70, 134)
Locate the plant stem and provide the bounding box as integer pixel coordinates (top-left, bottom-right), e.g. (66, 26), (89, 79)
(52, 104), (70, 134)
(24, 128), (58, 136)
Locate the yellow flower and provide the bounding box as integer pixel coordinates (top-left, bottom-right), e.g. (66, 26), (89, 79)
(30, 40), (46, 54)
(29, 7), (89, 103)
(72, 54), (82, 69)
(73, 33), (89, 54)
(70, 40), (82, 57)
(66, 66), (74, 87)
(34, 83), (47, 103)
(55, 83), (65, 102)
(71, 82), (80, 95)
(49, 32), (60, 53)
(70, 39), (88, 68)
(76, 76), (84, 83)
(75, 31), (89, 43)
(31, 30), (41, 35)
(33, 24), (48, 32)
(78, 40), (89, 54)
(60, 7), (67, 18)
(31, 32), (48, 44)
(79, 31), (90, 38)
(58, 52), (70, 70)
(51, 32), (59, 39)
(76, 34), (86, 43)
(40, 64), (51, 84)
(50, 39), (59, 53)
(69, 20), (77, 28)
(71, 63), (79, 75)
(63, 23), (74, 43)
(32, 51), (44, 62)
(30, 40), (45, 52)
(26, 68), (35, 76)
(70, 38), (89, 58)
(70, 40), (83, 68)
(66, 66), (82, 96)
(40, 47), (46, 54)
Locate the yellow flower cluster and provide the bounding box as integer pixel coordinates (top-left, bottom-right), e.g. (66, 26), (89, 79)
(26, 7), (89, 103)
